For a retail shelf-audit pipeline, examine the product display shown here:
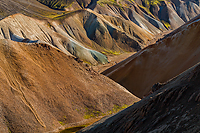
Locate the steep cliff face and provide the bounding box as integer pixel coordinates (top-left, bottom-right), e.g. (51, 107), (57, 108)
(102, 14), (200, 98)
(79, 61), (200, 133)
(0, 39), (140, 133)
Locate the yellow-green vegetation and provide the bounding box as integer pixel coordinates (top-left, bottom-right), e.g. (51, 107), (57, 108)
(102, 49), (121, 55)
(108, 104), (129, 114)
(66, 2), (74, 8)
(58, 105), (130, 132)
(37, 0), (76, 10)
(83, 60), (92, 66)
(137, 0), (165, 18)
(97, 0), (124, 10)
(84, 108), (102, 119)
(59, 125), (87, 133)
(7, 127), (11, 133)
(84, 104), (130, 119)
(161, 20), (171, 29)
(144, 0), (165, 6)
(52, 10), (83, 20)
(45, 12), (65, 19)
(138, 4), (155, 17)
(128, 0), (135, 3)
(59, 121), (65, 126)
(37, 0), (67, 10)
(137, 0), (166, 16)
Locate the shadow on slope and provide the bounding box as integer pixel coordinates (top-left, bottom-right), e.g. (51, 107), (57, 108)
(79, 62), (200, 133)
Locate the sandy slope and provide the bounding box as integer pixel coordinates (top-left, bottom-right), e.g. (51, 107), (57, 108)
(0, 39), (139, 133)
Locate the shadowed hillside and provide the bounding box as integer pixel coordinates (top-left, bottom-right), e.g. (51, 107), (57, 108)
(79, 61), (200, 133)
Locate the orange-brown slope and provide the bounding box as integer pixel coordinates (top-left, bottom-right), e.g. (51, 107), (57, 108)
(79, 61), (200, 133)
(102, 15), (200, 98)
(0, 39), (139, 133)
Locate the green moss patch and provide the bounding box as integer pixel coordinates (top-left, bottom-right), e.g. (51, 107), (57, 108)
(59, 121), (65, 126)
(161, 20), (171, 29)
(37, 0), (73, 10)
(102, 49), (121, 55)
(84, 104), (131, 119)
(97, 0), (124, 10)
(59, 125), (86, 133)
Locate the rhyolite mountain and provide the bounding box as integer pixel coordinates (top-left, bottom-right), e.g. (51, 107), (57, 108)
(37, 0), (200, 29)
(0, 0), (155, 65)
(0, 0), (199, 65)
(102, 14), (200, 98)
(0, 0), (199, 132)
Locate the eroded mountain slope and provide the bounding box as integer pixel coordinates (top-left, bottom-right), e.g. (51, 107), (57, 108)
(39, 0), (200, 30)
(0, 10), (156, 65)
(0, 0), (156, 66)
(102, 14), (200, 98)
(0, 13), (109, 65)
(92, 0), (200, 29)
(0, 39), (140, 133)
(79, 62), (200, 133)
(55, 9), (154, 53)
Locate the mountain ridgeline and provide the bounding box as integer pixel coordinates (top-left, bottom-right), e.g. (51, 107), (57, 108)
(0, 0), (199, 65)
(0, 0), (199, 132)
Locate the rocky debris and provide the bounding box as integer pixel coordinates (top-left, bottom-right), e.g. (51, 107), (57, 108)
(151, 82), (165, 92)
